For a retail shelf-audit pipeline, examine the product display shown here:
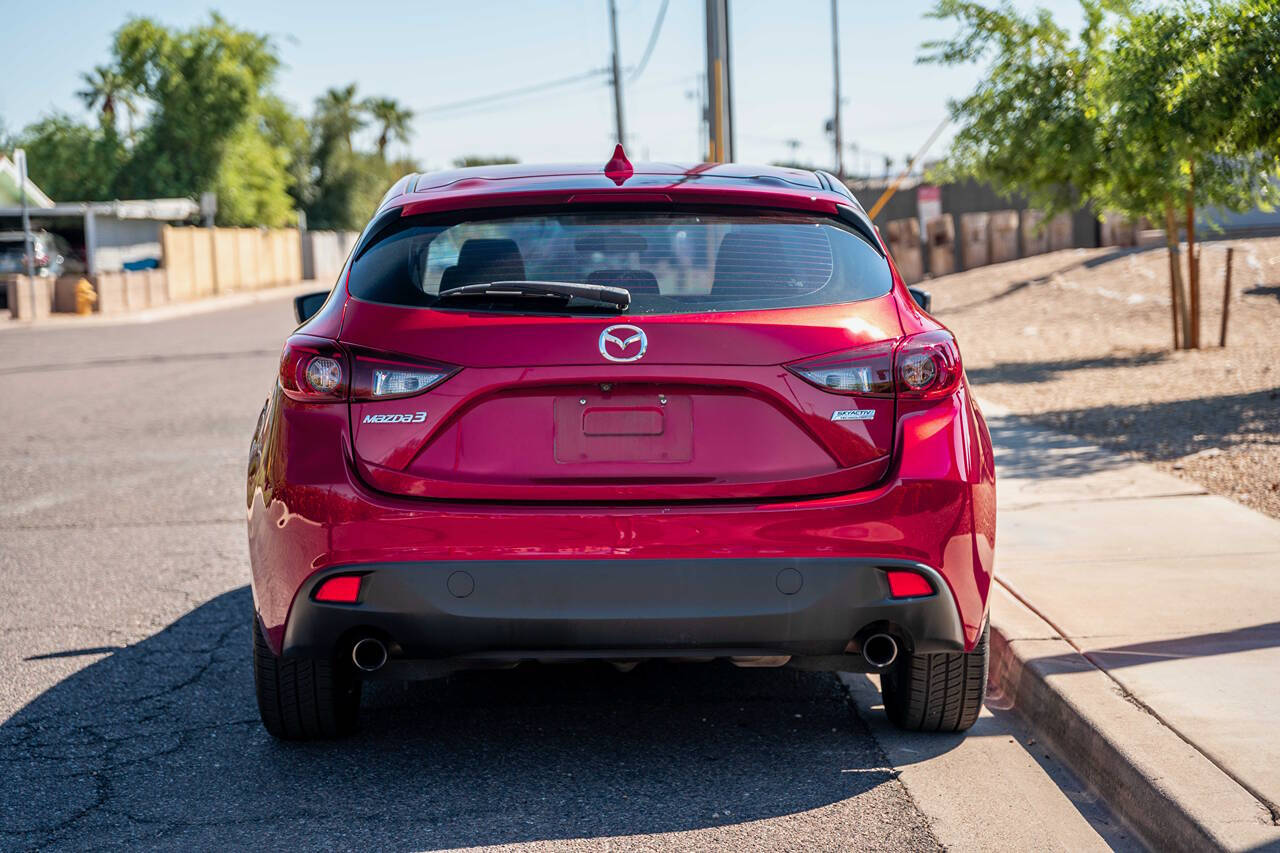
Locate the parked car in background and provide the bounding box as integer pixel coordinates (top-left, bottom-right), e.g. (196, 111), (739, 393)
(0, 230), (74, 278)
(247, 149), (997, 740)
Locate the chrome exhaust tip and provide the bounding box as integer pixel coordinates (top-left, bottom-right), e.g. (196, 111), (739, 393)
(351, 637), (388, 672)
(861, 633), (899, 669)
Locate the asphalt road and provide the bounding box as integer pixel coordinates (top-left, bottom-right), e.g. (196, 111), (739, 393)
(0, 296), (1137, 851)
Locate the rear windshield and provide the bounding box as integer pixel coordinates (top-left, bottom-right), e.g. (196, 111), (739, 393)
(348, 211), (892, 315)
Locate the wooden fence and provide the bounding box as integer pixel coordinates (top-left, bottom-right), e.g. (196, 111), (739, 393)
(162, 226), (302, 301)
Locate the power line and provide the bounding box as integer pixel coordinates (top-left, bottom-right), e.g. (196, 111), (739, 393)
(418, 78), (610, 122)
(419, 69), (609, 116)
(628, 0), (670, 82)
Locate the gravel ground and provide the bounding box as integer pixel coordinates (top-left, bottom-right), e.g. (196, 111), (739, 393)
(933, 236), (1280, 520)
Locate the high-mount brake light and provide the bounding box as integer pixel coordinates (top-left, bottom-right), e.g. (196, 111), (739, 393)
(786, 330), (962, 399)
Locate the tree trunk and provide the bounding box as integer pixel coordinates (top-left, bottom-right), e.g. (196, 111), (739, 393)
(1185, 162), (1200, 348)
(1164, 202), (1189, 349)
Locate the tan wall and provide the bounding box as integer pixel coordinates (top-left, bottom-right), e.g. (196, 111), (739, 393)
(1022, 211), (1049, 256)
(1099, 214), (1138, 248)
(5, 275), (52, 321)
(93, 272), (130, 315)
(302, 230), (360, 282)
(989, 210), (1020, 264)
(925, 215), (956, 277)
(959, 212), (991, 270)
(885, 218), (924, 284)
(47, 270), (169, 315)
(162, 226), (302, 301)
(1048, 213), (1074, 251)
(53, 275), (83, 313)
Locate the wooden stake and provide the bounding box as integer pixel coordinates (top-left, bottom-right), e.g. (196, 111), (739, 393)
(1186, 162), (1200, 348)
(1164, 202), (1188, 349)
(1219, 246), (1234, 347)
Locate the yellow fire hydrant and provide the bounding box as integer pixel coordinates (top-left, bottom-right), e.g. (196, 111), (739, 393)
(75, 277), (97, 316)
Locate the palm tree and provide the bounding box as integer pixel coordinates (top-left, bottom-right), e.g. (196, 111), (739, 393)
(315, 84), (366, 150)
(364, 97), (414, 158)
(76, 65), (137, 135)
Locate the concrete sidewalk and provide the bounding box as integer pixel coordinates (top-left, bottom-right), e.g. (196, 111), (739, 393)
(985, 405), (1280, 850)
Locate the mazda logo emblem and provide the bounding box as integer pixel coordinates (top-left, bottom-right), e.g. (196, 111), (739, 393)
(599, 324), (647, 362)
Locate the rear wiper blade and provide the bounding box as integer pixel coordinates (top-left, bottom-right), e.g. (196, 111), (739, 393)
(438, 280), (630, 309)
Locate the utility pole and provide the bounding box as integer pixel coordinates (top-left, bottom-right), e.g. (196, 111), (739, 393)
(705, 0), (734, 162)
(15, 148), (37, 314)
(608, 0), (626, 147)
(830, 0), (844, 179)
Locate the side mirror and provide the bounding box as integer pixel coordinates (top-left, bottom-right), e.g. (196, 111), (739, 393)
(907, 286), (932, 313)
(293, 290), (330, 324)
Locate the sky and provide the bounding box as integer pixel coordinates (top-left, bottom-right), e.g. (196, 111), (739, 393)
(0, 0), (1084, 175)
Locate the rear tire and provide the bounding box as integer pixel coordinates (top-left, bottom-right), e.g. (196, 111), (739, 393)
(881, 621), (988, 732)
(253, 615), (361, 740)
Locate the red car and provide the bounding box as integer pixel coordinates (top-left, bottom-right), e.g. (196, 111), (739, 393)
(247, 148), (996, 739)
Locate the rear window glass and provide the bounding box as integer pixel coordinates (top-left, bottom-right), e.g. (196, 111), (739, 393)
(349, 211), (891, 315)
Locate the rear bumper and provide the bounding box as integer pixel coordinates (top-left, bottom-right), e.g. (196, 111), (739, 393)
(248, 382), (997, 656)
(282, 557), (966, 669)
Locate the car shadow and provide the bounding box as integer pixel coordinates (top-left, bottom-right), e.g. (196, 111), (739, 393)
(0, 586), (952, 849)
(1041, 621), (1280, 671)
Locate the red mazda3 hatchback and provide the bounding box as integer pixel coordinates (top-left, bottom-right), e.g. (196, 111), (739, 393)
(247, 148), (996, 739)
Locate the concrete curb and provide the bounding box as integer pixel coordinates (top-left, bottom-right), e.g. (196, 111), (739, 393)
(988, 583), (1280, 852)
(1, 281), (323, 332)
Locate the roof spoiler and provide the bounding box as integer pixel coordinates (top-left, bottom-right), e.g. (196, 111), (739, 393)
(835, 204), (886, 258)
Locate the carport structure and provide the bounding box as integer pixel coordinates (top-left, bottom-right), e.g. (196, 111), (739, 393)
(0, 198), (197, 276)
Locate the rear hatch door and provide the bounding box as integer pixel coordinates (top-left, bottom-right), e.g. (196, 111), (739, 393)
(343, 300), (902, 502)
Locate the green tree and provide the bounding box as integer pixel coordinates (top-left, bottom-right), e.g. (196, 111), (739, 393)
(1092, 2), (1280, 347)
(921, 0), (1280, 350)
(258, 95), (315, 215)
(76, 65), (138, 137)
(215, 110), (296, 227)
(919, 0), (1114, 217)
(315, 85), (366, 152)
(110, 14), (280, 202)
(365, 97), (414, 158)
(304, 148), (388, 230)
(16, 115), (126, 201)
(451, 155), (519, 168)
(305, 86), (422, 230)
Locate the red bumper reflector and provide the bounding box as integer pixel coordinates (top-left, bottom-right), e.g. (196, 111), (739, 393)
(314, 575), (362, 603)
(887, 571), (934, 598)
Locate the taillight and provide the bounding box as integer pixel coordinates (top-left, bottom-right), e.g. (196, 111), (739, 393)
(787, 330), (962, 399)
(278, 336), (457, 403)
(349, 350), (458, 401)
(279, 335), (348, 402)
(786, 341), (895, 396)
(895, 330), (962, 399)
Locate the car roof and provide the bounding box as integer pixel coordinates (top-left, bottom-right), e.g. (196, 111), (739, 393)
(376, 147), (862, 217)
(411, 160), (826, 193)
